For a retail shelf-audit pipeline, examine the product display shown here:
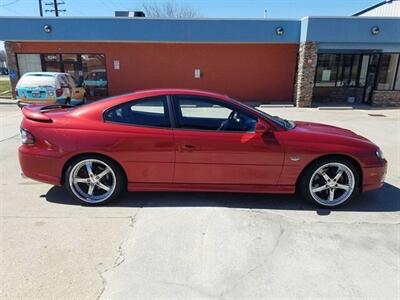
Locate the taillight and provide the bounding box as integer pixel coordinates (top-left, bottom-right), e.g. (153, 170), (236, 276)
(20, 128), (35, 144)
(56, 88), (63, 97)
(15, 89), (19, 97)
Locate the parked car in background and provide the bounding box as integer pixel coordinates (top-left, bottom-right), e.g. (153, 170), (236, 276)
(18, 89), (387, 208)
(16, 72), (87, 108)
(0, 67), (8, 75)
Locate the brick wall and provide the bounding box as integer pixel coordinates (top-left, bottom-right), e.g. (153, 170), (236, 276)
(313, 87), (365, 103)
(371, 91), (400, 107)
(294, 42), (318, 107)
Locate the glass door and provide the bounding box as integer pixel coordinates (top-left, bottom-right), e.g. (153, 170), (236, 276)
(362, 54), (380, 104)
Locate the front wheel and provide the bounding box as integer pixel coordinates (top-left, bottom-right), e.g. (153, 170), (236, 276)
(65, 156), (125, 205)
(299, 158), (360, 208)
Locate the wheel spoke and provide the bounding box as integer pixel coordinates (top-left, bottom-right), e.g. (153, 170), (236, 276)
(319, 171), (332, 183)
(86, 162), (94, 177)
(312, 185), (328, 193)
(329, 189), (335, 201)
(333, 170), (344, 183)
(87, 183), (95, 195)
(96, 181), (111, 192)
(74, 177), (89, 183)
(97, 168), (110, 179)
(336, 183), (350, 191)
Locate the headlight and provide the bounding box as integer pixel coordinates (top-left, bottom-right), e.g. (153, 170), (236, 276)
(375, 148), (384, 160)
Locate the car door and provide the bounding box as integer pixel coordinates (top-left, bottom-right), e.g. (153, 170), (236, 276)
(171, 95), (284, 185)
(103, 96), (175, 183)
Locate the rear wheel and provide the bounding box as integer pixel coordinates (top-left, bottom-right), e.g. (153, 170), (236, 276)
(65, 156), (124, 205)
(299, 158), (360, 208)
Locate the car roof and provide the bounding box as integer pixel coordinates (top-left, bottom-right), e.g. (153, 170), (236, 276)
(134, 88), (230, 99)
(73, 88), (232, 117)
(23, 72), (65, 77)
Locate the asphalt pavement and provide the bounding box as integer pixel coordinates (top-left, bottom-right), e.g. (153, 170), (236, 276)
(1, 104), (399, 299)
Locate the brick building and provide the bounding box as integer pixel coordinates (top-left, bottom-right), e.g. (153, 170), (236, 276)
(0, 15), (399, 107)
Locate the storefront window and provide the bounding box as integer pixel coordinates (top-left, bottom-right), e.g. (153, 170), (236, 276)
(376, 54), (399, 90)
(17, 54), (42, 76)
(18, 53), (108, 98)
(315, 52), (400, 91)
(43, 54), (61, 72)
(395, 69), (400, 90)
(81, 54), (108, 97)
(315, 54), (339, 87)
(358, 55), (370, 87)
(61, 54), (78, 62)
(336, 55), (360, 87)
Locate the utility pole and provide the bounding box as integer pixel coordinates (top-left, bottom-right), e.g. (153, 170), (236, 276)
(39, 0), (43, 17)
(45, 0), (66, 17)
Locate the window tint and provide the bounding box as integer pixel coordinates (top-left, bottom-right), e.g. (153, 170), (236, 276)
(104, 96), (170, 128)
(174, 96), (257, 132)
(315, 54), (339, 87)
(376, 54), (399, 90)
(66, 74), (77, 88)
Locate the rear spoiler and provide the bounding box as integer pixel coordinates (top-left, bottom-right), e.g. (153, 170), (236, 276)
(22, 105), (53, 122)
(22, 104), (74, 123)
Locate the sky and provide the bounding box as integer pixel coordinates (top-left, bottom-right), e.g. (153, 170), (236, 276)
(0, 0), (381, 50)
(0, 0), (380, 18)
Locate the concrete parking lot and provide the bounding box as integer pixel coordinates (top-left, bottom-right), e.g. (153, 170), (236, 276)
(0, 103), (399, 299)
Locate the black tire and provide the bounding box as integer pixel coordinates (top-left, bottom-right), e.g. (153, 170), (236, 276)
(298, 157), (360, 208)
(65, 155), (125, 205)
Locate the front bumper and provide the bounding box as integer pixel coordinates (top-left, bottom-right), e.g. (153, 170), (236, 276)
(362, 160), (387, 192)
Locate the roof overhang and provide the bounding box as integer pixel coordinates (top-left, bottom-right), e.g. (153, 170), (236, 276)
(0, 17), (300, 44)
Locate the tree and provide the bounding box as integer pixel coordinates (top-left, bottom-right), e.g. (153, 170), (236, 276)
(141, 1), (200, 18)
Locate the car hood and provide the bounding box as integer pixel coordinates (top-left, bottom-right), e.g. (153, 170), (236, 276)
(293, 121), (370, 142)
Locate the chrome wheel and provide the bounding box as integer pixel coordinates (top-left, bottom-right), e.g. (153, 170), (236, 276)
(309, 162), (355, 207)
(69, 159), (116, 204)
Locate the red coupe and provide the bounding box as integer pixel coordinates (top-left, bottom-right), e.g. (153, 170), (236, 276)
(19, 89), (387, 208)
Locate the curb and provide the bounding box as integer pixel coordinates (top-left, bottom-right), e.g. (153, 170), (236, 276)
(0, 98), (16, 105)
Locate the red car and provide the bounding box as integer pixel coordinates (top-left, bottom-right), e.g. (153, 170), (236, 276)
(19, 89), (387, 208)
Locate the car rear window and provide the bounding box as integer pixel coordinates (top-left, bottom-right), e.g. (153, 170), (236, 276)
(17, 74), (56, 88)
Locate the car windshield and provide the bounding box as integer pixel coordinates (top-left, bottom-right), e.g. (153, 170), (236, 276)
(228, 97), (295, 130)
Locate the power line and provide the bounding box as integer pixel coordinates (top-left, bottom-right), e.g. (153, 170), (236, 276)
(44, 0), (66, 16)
(0, 0), (21, 7)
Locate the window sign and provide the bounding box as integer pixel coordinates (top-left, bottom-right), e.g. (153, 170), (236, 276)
(321, 70), (331, 81)
(44, 54), (60, 62)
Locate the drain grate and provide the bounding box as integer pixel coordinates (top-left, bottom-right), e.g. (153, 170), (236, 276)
(368, 113), (386, 117)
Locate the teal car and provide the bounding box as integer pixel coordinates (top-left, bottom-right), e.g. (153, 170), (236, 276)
(16, 72), (87, 108)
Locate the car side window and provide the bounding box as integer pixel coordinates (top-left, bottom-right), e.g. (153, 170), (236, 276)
(59, 75), (69, 88)
(66, 75), (77, 88)
(104, 96), (171, 128)
(173, 96), (257, 132)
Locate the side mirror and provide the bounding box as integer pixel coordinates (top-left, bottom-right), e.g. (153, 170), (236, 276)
(255, 119), (272, 134)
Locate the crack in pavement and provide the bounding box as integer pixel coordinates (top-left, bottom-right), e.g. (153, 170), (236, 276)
(96, 213), (140, 300)
(218, 224), (285, 299)
(157, 280), (220, 299)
